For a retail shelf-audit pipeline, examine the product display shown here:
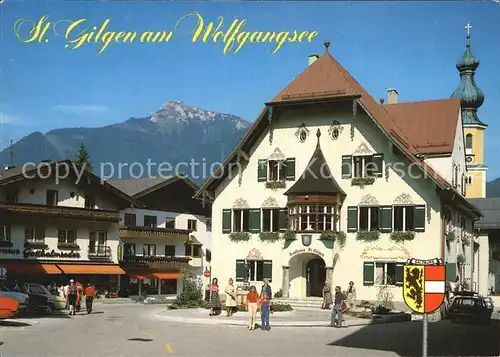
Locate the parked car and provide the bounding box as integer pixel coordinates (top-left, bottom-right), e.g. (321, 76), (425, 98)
(21, 283), (66, 314)
(0, 296), (19, 319)
(0, 281), (29, 313)
(448, 293), (492, 324)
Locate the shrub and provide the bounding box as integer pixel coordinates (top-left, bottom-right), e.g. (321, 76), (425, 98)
(172, 270), (204, 308)
(274, 289), (283, 298)
(271, 302), (293, 312)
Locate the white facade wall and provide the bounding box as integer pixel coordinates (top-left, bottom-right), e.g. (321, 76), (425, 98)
(210, 105), (472, 302)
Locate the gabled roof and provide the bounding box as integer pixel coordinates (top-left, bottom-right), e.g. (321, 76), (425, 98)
(0, 160), (142, 208)
(284, 129), (346, 196)
(108, 175), (200, 199)
(384, 99), (461, 155)
(194, 47), (480, 219)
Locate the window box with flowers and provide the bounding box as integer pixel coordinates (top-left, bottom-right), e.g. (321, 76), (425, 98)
(461, 232), (471, 246)
(58, 242), (80, 250)
(265, 181), (286, 190)
(319, 231), (346, 249)
(283, 230), (296, 249)
(356, 230), (380, 242)
(390, 231), (415, 242)
(445, 231), (456, 245)
(229, 232), (251, 242)
(456, 253), (466, 265)
(351, 177), (375, 188)
(259, 232), (281, 242)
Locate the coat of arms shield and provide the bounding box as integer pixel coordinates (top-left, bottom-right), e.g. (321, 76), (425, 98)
(403, 259), (446, 314)
(301, 234), (312, 247)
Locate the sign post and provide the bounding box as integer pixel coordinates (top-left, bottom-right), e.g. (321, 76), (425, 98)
(403, 258), (445, 357)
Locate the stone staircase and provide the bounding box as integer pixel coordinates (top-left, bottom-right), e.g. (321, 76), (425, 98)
(274, 297), (324, 309)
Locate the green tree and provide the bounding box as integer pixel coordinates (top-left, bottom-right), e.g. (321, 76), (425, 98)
(74, 143), (93, 172)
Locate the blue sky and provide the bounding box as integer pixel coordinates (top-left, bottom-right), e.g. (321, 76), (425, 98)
(1, 1), (499, 178)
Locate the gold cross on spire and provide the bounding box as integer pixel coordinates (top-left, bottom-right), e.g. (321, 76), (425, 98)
(465, 23), (472, 38)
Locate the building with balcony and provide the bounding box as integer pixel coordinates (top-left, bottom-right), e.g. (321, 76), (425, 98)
(109, 175), (211, 297)
(0, 160), (140, 292)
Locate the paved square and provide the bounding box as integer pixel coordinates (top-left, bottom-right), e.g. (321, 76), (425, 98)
(0, 303), (498, 356)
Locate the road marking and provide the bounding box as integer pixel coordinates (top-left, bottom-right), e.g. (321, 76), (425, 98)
(165, 343), (175, 354)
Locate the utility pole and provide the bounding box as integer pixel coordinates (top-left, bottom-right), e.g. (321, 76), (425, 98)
(9, 139), (13, 167)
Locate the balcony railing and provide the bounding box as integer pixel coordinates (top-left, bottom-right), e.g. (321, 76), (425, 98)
(120, 255), (191, 270)
(88, 245), (112, 260)
(119, 226), (191, 240)
(0, 202), (120, 222)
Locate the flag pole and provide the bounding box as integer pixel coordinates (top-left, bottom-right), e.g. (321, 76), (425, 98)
(422, 313), (428, 357)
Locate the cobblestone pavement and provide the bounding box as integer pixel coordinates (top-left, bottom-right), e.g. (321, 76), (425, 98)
(0, 304), (498, 357)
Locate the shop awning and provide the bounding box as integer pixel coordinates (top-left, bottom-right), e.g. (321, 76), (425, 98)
(128, 273), (154, 279)
(2, 263), (61, 275)
(57, 264), (125, 275)
(152, 272), (181, 280)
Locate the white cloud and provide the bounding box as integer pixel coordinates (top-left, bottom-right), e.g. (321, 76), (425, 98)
(53, 105), (109, 115)
(0, 112), (19, 124)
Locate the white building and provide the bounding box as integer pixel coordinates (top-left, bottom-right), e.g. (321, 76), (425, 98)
(109, 176), (211, 296)
(0, 160), (138, 291)
(194, 44), (481, 304)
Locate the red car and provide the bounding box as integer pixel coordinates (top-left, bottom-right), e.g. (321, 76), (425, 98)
(0, 296), (19, 319)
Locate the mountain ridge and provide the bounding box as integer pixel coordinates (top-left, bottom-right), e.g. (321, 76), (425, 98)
(0, 101), (251, 181)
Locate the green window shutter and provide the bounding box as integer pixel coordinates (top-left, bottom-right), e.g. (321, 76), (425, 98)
(379, 206), (393, 233)
(279, 208), (288, 231)
(341, 155), (352, 179)
(445, 262), (457, 282)
(286, 158), (296, 181)
(249, 209), (261, 233)
(263, 260), (273, 282)
(347, 206), (358, 232)
(414, 205), (426, 232)
(222, 209), (232, 233)
(258, 159), (267, 182)
(373, 153), (384, 178)
(236, 260), (246, 282)
(363, 262), (374, 286)
(395, 262), (404, 286)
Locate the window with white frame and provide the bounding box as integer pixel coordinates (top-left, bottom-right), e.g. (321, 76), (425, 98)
(262, 208), (280, 232)
(248, 260), (264, 281)
(233, 209), (250, 232)
(353, 155), (375, 178)
(359, 206), (380, 231)
(393, 206), (415, 231)
(25, 227), (45, 242)
(58, 229), (76, 244)
(289, 205), (338, 232)
(0, 225), (10, 242)
(268, 160), (287, 182)
(375, 262), (396, 285)
(143, 244), (156, 256)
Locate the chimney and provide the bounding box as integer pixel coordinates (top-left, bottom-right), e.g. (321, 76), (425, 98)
(308, 54), (320, 66)
(386, 88), (398, 104)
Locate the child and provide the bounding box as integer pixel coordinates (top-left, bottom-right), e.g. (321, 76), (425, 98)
(258, 291), (271, 331)
(246, 286), (259, 330)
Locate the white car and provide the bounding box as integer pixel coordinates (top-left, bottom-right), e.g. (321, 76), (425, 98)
(22, 283), (66, 313)
(0, 281), (29, 312)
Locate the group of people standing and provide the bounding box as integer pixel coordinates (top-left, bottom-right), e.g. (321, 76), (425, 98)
(58, 279), (96, 315)
(322, 281), (356, 328)
(206, 277), (273, 331)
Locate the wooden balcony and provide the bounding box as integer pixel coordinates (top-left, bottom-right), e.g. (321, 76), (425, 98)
(0, 202), (120, 222)
(120, 255), (191, 270)
(119, 226), (191, 240)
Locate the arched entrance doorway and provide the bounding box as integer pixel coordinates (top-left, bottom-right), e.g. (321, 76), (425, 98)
(306, 257), (326, 297)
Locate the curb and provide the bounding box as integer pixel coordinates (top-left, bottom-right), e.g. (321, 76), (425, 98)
(153, 313), (376, 327)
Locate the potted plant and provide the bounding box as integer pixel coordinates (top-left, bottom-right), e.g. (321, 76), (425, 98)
(283, 230), (296, 249)
(390, 231), (415, 242)
(445, 231), (456, 245)
(456, 253), (466, 265)
(229, 232), (251, 242)
(356, 230), (380, 242)
(259, 232), (280, 242)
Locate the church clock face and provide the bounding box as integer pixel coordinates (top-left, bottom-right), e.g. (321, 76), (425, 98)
(466, 156), (473, 163)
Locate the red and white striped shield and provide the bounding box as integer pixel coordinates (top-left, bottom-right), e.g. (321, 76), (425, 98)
(423, 265), (446, 313)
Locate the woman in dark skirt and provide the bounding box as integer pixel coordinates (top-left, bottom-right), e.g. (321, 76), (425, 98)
(209, 278), (221, 316)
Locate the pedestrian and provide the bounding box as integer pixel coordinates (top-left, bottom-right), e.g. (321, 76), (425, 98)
(346, 281), (356, 310)
(261, 279), (272, 300)
(84, 283), (95, 314)
(258, 291), (271, 331)
(330, 286), (346, 328)
(75, 282), (83, 313)
(67, 279), (78, 316)
(224, 278), (237, 317)
(209, 278), (221, 316)
(246, 285), (259, 330)
(322, 282), (332, 309)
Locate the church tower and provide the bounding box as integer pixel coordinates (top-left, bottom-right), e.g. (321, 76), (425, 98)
(451, 24), (487, 198)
